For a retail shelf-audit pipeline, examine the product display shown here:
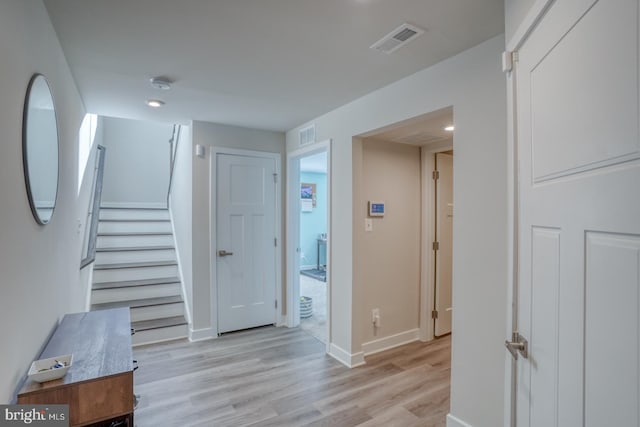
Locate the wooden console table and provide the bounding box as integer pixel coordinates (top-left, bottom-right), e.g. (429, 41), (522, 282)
(18, 308), (134, 427)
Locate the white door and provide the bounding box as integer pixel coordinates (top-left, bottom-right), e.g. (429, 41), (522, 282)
(435, 152), (453, 336)
(217, 153), (277, 333)
(513, 0), (640, 426)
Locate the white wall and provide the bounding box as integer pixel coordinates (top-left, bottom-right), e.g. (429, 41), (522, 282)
(169, 124), (193, 324)
(505, 0), (537, 43)
(190, 121), (285, 338)
(286, 35), (508, 427)
(0, 0), (89, 403)
(100, 117), (173, 205)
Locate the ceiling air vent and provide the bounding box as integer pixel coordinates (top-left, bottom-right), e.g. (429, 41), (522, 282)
(299, 124), (316, 146)
(370, 23), (425, 54)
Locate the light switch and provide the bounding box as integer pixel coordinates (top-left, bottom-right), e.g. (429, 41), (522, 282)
(195, 144), (205, 158)
(365, 218), (373, 232)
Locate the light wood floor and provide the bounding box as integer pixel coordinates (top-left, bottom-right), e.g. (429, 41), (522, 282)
(133, 327), (451, 427)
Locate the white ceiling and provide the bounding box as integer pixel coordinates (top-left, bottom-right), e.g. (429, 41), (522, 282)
(43, 0), (504, 132)
(300, 151), (327, 173)
(364, 106), (453, 146)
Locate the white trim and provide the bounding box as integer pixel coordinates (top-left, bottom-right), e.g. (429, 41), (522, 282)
(84, 267), (94, 312)
(362, 328), (420, 356)
(419, 141), (453, 342)
(167, 203), (192, 325)
(189, 327), (216, 342)
(286, 139), (332, 355)
(446, 413), (474, 427)
(506, 0), (555, 52)
(328, 343), (365, 368)
(99, 201), (166, 209)
(210, 147), (282, 336)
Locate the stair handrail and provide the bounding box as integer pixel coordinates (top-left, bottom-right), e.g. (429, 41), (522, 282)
(80, 145), (106, 269)
(167, 124), (182, 207)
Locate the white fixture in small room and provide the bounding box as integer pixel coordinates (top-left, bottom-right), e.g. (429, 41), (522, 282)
(370, 23), (425, 54)
(149, 76), (173, 90)
(444, 125), (455, 132)
(299, 124), (315, 146)
(195, 144), (206, 159)
(372, 308), (381, 327)
(365, 218), (373, 232)
(146, 99), (165, 108)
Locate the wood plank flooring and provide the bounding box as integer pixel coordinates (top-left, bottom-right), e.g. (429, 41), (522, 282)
(133, 327), (451, 427)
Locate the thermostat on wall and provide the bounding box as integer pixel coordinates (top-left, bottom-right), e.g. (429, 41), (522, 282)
(368, 201), (385, 217)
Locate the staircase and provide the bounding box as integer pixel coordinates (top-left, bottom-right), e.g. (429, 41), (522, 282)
(91, 206), (188, 346)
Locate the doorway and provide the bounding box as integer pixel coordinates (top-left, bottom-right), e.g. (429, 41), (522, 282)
(286, 141), (331, 347)
(434, 151), (453, 337)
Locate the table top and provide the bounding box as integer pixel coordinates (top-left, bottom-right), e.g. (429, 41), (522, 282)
(19, 308), (133, 395)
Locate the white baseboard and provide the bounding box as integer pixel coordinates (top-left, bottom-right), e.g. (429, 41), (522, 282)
(189, 327), (216, 342)
(447, 413), (474, 427)
(362, 328), (420, 356)
(100, 201), (166, 209)
(328, 343), (365, 368)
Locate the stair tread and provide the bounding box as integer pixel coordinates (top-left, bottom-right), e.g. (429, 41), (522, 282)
(99, 219), (170, 223)
(132, 316), (188, 332)
(94, 260), (177, 270)
(92, 295), (183, 310)
(100, 206), (168, 211)
(98, 231), (172, 236)
(96, 245), (175, 252)
(92, 276), (181, 290)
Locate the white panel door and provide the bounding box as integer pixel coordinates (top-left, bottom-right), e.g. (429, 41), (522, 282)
(514, 0), (640, 426)
(217, 153), (277, 333)
(435, 152), (453, 337)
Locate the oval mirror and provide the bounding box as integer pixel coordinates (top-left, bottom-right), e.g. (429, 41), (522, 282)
(23, 74), (59, 225)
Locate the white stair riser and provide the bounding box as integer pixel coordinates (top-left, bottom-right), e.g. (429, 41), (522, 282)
(95, 249), (176, 265)
(97, 234), (174, 248)
(130, 303), (184, 323)
(92, 282), (182, 304)
(99, 221), (172, 234)
(93, 265), (178, 283)
(132, 324), (188, 346)
(100, 209), (170, 221)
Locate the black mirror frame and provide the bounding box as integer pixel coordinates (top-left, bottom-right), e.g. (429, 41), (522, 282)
(22, 73), (60, 225)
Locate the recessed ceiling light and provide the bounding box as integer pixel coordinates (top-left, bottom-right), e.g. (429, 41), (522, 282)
(444, 125), (455, 132)
(150, 77), (172, 90)
(146, 99), (165, 108)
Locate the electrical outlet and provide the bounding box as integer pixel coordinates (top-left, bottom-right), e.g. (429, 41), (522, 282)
(372, 308), (381, 327)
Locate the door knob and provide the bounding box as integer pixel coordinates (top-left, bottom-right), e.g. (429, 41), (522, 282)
(218, 250), (233, 257)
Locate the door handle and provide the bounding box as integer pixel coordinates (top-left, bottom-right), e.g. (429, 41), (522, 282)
(218, 250), (234, 257)
(505, 331), (528, 360)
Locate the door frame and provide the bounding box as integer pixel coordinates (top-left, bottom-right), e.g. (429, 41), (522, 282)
(286, 139), (332, 352)
(210, 146), (283, 336)
(419, 140), (453, 342)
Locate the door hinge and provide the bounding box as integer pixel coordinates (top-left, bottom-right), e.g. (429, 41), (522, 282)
(274, 237), (277, 247)
(432, 170), (439, 180)
(433, 241), (439, 251)
(431, 310), (438, 319)
(275, 300), (278, 309)
(505, 331), (528, 360)
(273, 173), (278, 183)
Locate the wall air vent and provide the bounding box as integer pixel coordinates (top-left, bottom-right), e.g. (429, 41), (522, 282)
(370, 23), (425, 54)
(299, 124), (316, 146)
